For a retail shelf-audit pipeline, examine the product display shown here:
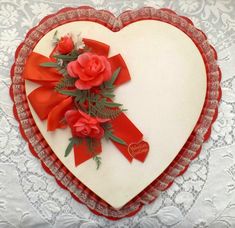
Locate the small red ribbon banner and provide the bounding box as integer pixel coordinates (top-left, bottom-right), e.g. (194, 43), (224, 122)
(23, 39), (149, 166)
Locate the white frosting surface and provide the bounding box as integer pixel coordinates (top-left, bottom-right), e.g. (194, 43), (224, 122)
(25, 20), (206, 209)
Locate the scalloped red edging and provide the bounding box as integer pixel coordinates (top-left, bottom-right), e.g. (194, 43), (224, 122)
(10, 7), (221, 220)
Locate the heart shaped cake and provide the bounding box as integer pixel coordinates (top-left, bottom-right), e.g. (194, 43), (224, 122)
(10, 7), (221, 219)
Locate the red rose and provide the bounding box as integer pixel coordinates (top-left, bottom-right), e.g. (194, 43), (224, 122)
(67, 53), (112, 90)
(65, 110), (108, 139)
(57, 35), (74, 54)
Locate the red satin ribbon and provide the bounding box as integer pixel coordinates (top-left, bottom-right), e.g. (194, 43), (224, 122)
(23, 39), (144, 166)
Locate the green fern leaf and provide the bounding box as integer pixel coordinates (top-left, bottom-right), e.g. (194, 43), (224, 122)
(55, 77), (76, 91)
(104, 67), (121, 88)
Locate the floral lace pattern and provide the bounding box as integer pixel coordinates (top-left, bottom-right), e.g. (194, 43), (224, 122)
(0, 0), (235, 227)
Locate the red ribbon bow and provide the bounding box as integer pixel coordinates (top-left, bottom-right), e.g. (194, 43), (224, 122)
(23, 39), (149, 166)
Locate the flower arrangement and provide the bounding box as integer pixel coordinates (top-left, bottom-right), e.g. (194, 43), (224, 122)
(40, 32), (127, 169)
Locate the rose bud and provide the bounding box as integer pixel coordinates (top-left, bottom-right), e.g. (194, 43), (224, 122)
(57, 35), (74, 54)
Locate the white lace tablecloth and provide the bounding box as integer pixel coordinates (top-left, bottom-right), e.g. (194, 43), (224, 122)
(0, 0), (235, 227)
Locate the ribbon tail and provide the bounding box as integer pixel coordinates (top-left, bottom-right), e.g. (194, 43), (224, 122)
(74, 139), (102, 166)
(108, 55), (149, 162)
(110, 112), (143, 162)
